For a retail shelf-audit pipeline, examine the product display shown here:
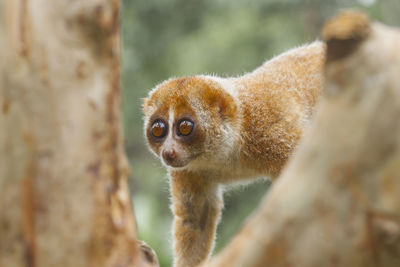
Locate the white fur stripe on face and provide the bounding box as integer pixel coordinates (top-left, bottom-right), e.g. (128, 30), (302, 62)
(156, 108), (175, 161)
(168, 107), (175, 139)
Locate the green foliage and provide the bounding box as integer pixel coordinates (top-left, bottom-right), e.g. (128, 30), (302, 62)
(122, 1), (399, 266)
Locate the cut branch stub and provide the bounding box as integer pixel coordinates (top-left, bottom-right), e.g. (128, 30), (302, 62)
(322, 10), (371, 62)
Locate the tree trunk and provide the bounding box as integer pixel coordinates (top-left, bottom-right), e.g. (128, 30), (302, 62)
(205, 11), (400, 267)
(0, 1), (156, 266)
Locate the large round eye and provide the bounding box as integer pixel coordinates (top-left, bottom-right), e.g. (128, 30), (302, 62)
(178, 120), (194, 136)
(151, 120), (167, 138)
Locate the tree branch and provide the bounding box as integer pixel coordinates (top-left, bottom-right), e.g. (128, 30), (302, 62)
(204, 10), (400, 267)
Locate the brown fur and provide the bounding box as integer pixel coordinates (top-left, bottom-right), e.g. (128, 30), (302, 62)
(143, 42), (326, 267)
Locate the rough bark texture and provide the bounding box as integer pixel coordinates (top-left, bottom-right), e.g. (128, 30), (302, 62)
(204, 11), (400, 267)
(0, 1), (157, 266)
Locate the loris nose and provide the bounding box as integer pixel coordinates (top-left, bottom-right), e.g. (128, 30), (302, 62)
(162, 149), (176, 162)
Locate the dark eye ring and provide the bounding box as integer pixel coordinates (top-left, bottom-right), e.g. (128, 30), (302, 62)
(151, 120), (167, 138)
(177, 119), (194, 136)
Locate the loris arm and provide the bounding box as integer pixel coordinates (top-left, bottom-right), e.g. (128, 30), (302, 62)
(170, 170), (223, 267)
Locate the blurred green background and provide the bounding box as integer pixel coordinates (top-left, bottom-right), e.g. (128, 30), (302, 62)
(121, 1), (400, 266)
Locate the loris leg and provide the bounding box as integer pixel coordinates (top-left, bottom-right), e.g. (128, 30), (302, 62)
(170, 170), (223, 267)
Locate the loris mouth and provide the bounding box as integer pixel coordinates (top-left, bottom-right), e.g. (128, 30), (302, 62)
(163, 158), (190, 168)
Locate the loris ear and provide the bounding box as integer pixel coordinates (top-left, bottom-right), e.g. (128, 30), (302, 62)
(142, 97), (150, 114)
(202, 86), (237, 120)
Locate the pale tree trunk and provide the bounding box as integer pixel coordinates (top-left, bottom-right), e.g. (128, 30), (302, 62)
(0, 1), (157, 267)
(205, 11), (400, 267)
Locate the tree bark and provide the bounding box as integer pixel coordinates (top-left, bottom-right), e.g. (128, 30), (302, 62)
(204, 11), (400, 267)
(0, 1), (157, 266)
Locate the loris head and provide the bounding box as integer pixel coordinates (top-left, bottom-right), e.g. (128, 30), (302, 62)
(143, 76), (240, 170)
